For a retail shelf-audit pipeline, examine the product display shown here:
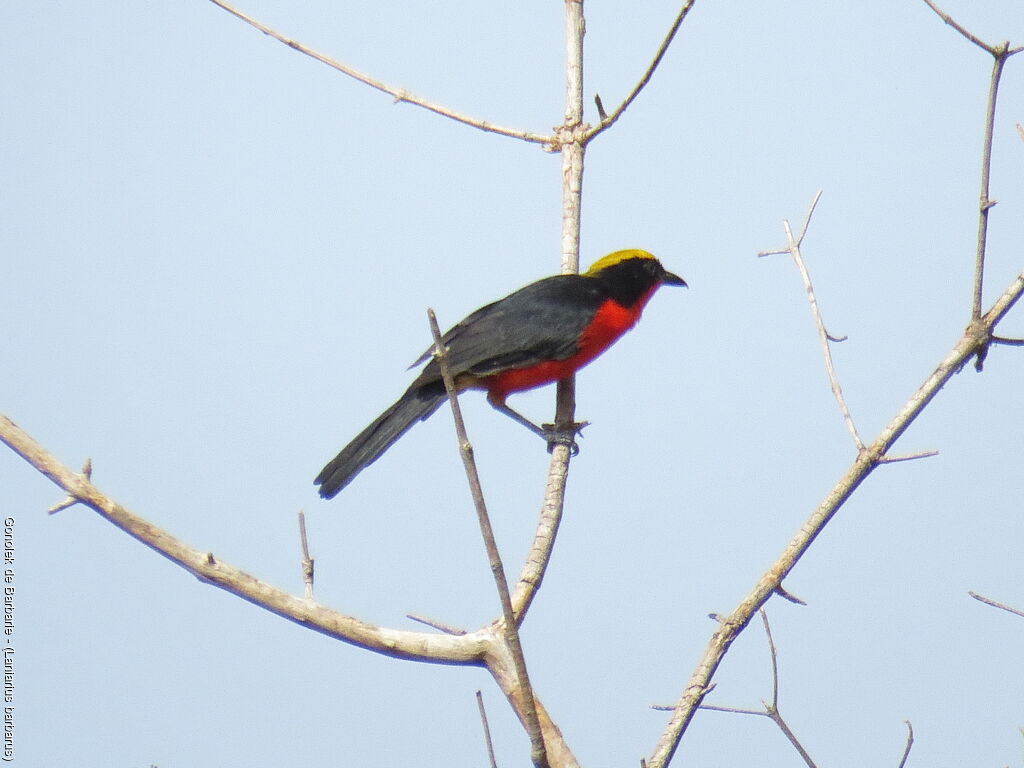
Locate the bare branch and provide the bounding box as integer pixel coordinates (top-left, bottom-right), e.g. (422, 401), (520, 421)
(0, 415), (490, 664)
(918, 1), (1022, 322)
(205, 0), (551, 145)
(971, 45), (1013, 320)
(761, 611), (779, 709)
(969, 591), (1024, 619)
(646, 269), (1024, 768)
(919, 0), (1004, 54)
(878, 450), (939, 464)
(991, 335), (1024, 346)
(694, 611), (819, 768)
(426, 309), (547, 768)
(406, 614), (467, 635)
(586, 0), (699, 140)
(897, 721), (915, 768)
(477, 691), (499, 768)
(762, 191), (865, 451)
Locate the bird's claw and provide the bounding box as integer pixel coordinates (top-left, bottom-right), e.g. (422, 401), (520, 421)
(543, 421), (589, 456)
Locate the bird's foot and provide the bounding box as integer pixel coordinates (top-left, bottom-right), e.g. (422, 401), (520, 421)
(542, 421), (589, 456)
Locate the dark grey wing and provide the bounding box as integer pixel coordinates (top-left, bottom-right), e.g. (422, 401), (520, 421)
(411, 274), (606, 384)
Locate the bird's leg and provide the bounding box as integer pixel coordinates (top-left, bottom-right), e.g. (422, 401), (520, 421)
(490, 402), (587, 456)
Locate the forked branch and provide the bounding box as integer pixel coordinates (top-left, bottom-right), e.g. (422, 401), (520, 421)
(759, 191), (864, 451)
(646, 270), (1024, 767)
(919, 0), (1023, 324)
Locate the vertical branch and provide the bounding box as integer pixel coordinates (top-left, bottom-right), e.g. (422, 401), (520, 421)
(559, 0), (586, 275)
(553, 0), (587, 449)
(919, 2), (1023, 322)
(426, 310), (548, 768)
(972, 44), (1010, 320)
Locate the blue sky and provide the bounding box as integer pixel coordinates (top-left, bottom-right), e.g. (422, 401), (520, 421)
(4, 1), (1024, 766)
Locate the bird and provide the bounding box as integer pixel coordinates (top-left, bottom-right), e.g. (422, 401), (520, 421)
(315, 248), (686, 499)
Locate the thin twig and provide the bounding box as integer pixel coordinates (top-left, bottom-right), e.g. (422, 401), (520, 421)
(918, 1), (1023, 324)
(991, 335), (1024, 346)
(897, 721), (915, 768)
(878, 450), (939, 464)
(763, 191), (865, 451)
(426, 309), (547, 768)
(206, 0), (550, 145)
(919, 0), (1003, 54)
(692, 611), (818, 768)
(971, 44), (1010, 321)
(586, 0), (699, 140)
(761, 611), (779, 709)
(477, 690), (499, 768)
(968, 591), (1024, 619)
(405, 614), (467, 635)
(760, 612), (817, 768)
(297, 510), (315, 600)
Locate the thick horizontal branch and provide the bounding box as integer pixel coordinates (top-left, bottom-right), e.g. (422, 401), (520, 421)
(0, 413), (490, 665)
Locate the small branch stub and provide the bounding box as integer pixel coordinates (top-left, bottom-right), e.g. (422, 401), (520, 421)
(48, 457), (93, 514)
(298, 510), (315, 600)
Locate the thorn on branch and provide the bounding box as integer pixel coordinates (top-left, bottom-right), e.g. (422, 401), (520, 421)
(773, 584), (807, 606)
(406, 614), (468, 635)
(878, 449), (939, 464)
(47, 457), (93, 514)
(594, 93), (608, 122)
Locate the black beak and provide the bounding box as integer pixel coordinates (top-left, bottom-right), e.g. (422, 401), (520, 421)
(662, 269), (687, 288)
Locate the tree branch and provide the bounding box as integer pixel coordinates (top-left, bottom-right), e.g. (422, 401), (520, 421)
(205, 0), (552, 145)
(918, 0), (1023, 323)
(968, 590), (1024, 619)
(586, 0), (699, 140)
(0, 414), (490, 664)
(687, 611), (818, 768)
(760, 191), (865, 451)
(427, 309), (548, 768)
(646, 268), (1024, 768)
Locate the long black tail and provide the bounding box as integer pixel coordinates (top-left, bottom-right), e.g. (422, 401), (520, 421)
(315, 386), (446, 499)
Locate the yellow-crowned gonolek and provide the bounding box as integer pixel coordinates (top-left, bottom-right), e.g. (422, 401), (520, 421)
(315, 249), (686, 498)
